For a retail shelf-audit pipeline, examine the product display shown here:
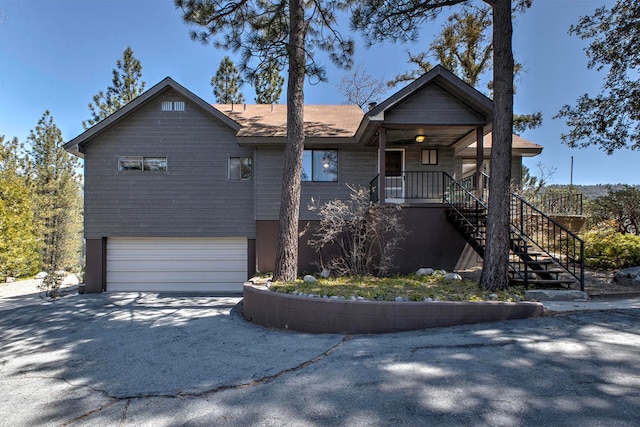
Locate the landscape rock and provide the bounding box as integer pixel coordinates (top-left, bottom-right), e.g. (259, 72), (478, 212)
(303, 275), (317, 283)
(5, 277), (16, 283)
(613, 266), (640, 287)
(35, 272), (48, 279)
(444, 273), (462, 281)
(416, 268), (434, 276)
(320, 269), (331, 279)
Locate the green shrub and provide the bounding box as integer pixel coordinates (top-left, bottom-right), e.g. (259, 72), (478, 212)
(582, 230), (640, 269)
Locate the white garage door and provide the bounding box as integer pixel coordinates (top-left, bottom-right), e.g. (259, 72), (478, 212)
(107, 237), (247, 292)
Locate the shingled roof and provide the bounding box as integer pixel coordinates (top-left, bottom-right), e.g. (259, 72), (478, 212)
(214, 104), (364, 138)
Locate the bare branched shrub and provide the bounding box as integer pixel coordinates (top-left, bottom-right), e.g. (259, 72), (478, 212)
(308, 185), (407, 277)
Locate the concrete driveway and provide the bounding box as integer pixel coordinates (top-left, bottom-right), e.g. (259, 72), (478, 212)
(1, 290), (639, 426)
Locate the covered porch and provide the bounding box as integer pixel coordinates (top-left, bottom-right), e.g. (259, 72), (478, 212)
(356, 66), (496, 204)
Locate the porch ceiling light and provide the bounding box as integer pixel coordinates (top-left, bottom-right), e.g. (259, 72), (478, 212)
(415, 134), (426, 143)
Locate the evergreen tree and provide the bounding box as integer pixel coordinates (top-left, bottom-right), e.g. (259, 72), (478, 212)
(83, 46), (146, 129)
(176, 0), (354, 281)
(212, 56), (246, 104)
(556, 1), (640, 153)
(0, 136), (40, 279)
(352, 0), (530, 290)
(27, 111), (83, 272)
(253, 60), (284, 104)
(388, 3), (541, 134)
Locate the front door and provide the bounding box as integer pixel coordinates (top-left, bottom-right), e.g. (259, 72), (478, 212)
(385, 149), (404, 200)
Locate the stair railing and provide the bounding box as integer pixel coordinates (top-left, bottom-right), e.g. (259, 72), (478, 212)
(510, 192), (585, 290)
(443, 173), (488, 255)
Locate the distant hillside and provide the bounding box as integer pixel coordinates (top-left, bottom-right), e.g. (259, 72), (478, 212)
(544, 184), (640, 200)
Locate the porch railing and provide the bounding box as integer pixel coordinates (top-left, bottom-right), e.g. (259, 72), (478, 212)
(369, 171), (446, 202)
(532, 191), (584, 216)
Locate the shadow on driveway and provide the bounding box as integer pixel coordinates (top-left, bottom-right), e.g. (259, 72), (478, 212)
(1, 293), (639, 426)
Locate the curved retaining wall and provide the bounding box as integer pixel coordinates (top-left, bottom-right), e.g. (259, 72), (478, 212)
(242, 284), (544, 334)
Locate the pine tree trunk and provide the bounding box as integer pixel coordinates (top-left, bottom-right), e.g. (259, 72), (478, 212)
(273, 0), (306, 282)
(481, 0), (514, 291)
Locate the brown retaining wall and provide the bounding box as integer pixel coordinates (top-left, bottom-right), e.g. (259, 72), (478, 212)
(243, 284), (544, 334)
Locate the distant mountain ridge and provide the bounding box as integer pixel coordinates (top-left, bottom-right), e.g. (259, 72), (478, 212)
(544, 184), (640, 200)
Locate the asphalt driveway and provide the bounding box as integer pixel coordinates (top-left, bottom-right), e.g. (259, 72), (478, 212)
(1, 290), (639, 426)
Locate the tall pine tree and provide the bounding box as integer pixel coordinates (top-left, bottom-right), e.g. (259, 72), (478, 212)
(253, 60), (284, 104)
(0, 136), (40, 279)
(83, 46), (146, 129)
(27, 112), (83, 272)
(212, 56), (246, 104)
(176, 0), (354, 281)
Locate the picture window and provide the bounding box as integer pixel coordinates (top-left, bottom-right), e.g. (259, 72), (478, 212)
(302, 150), (338, 182)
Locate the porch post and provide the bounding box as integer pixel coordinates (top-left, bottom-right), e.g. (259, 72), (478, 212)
(475, 126), (484, 199)
(378, 129), (386, 203)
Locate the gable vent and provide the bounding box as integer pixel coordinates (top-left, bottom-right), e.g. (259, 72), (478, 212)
(174, 101), (185, 111)
(162, 101), (173, 111)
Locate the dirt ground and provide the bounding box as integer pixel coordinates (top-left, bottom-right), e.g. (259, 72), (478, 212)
(457, 266), (640, 298)
(0, 276), (80, 299)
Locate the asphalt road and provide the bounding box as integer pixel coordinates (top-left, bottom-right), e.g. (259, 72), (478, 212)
(1, 291), (639, 426)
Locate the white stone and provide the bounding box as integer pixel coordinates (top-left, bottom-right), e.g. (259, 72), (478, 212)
(62, 274), (80, 286)
(35, 272), (48, 279)
(444, 273), (462, 281)
(350, 296), (357, 301)
(330, 296), (339, 299)
(489, 293), (498, 300)
(424, 297), (433, 302)
(303, 275), (317, 283)
(320, 269), (331, 279)
(5, 277), (16, 283)
(416, 268), (434, 276)
(395, 296), (404, 302)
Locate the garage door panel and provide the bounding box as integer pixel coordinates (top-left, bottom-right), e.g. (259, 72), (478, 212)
(106, 237), (247, 292)
(106, 259), (247, 272)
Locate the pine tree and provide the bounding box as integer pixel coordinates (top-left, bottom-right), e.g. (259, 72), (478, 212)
(27, 112), (83, 273)
(0, 136), (40, 279)
(253, 60), (284, 104)
(83, 46), (146, 129)
(176, 0), (354, 281)
(212, 56), (245, 104)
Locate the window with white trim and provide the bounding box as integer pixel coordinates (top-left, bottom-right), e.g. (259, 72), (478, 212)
(229, 157), (252, 180)
(302, 149), (338, 182)
(118, 156), (167, 172)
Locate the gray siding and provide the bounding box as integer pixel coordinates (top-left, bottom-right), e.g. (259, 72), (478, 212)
(386, 84), (485, 125)
(83, 90), (255, 238)
(255, 146), (377, 220)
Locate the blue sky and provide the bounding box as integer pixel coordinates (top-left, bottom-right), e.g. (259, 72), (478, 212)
(1, 0), (634, 185)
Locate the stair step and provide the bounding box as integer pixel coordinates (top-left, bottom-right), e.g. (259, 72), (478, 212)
(510, 278), (576, 286)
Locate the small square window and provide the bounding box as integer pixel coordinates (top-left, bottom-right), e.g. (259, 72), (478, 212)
(421, 149), (438, 165)
(173, 101), (185, 111)
(229, 157), (252, 180)
(161, 101), (173, 111)
(118, 156), (142, 171)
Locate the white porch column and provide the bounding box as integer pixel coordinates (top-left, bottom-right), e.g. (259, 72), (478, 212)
(476, 126), (484, 199)
(378, 129), (386, 203)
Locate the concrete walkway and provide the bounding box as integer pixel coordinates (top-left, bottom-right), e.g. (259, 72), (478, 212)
(1, 287), (639, 426)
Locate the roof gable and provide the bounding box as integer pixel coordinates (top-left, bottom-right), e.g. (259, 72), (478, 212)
(64, 77), (240, 157)
(368, 65), (493, 121)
